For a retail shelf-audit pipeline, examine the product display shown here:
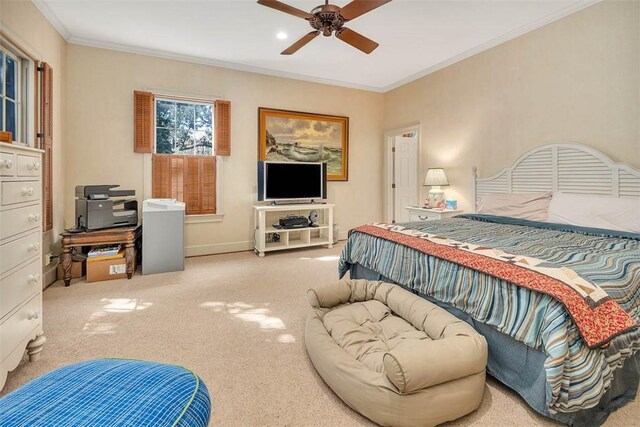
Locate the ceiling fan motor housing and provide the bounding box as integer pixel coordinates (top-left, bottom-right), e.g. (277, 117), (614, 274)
(257, 0), (389, 54)
(309, 4), (345, 37)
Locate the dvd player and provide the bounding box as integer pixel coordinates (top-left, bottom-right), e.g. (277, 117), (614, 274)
(279, 215), (309, 229)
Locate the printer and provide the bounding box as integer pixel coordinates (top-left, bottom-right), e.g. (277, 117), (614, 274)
(75, 185), (138, 231)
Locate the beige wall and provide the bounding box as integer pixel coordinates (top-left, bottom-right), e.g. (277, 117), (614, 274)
(66, 45), (384, 254)
(0, 0), (67, 278)
(383, 1), (640, 212)
(6, 0), (639, 260)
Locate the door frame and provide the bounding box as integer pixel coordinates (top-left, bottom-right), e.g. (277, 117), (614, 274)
(383, 123), (421, 222)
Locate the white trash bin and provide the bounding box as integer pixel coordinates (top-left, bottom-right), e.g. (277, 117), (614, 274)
(142, 199), (185, 275)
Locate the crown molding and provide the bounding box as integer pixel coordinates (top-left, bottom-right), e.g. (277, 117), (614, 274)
(66, 35), (384, 93)
(32, 0), (600, 94)
(380, 0), (601, 92)
(31, 0), (71, 41)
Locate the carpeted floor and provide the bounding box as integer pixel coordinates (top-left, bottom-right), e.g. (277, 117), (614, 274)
(2, 244), (637, 426)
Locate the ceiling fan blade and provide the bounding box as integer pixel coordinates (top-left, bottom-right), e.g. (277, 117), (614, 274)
(339, 0), (392, 21)
(281, 31), (320, 55)
(336, 28), (379, 54)
(257, 0), (314, 20)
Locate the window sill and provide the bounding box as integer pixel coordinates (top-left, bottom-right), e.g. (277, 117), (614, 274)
(185, 213), (224, 224)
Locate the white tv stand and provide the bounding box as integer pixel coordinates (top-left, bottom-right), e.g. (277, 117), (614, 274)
(253, 203), (334, 257)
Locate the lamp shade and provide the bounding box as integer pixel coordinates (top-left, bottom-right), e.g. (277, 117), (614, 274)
(424, 168), (449, 187)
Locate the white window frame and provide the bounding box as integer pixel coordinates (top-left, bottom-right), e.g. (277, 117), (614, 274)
(0, 39), (34, 146)
(153, 96), (215, 157)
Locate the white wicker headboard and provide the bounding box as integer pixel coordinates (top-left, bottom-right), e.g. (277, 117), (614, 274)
(472, 144), (640, 208)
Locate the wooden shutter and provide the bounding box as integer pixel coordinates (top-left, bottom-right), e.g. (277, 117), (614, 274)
(214, 100), (231, 156)
(40, 62), (53, 232)
(152, 154), (171, 198)
(199, 157), (216, 214)
(184, 156), (201, 215)
(152, 154), (185, 202)
(183, 156), (216, 215)
(154, 154), (216, 215)
(171, 156), (185, 202)
(134, 91), (153, 153)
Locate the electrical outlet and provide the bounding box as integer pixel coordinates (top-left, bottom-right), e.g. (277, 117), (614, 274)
(45, 252), (54, 266)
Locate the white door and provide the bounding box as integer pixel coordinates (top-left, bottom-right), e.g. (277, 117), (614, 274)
(393, 136), (419, 222)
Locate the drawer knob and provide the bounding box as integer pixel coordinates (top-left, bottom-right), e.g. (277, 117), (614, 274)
(418, 215), (429, 220)
(29, 213), (41, 222)
(1, 159), (12, 169)
(28, 162), (40, 171)
(28, 243), (40, 252)
(28, 311), (40, 320)
(22, 187), (35, 197)
(28, 274), (40, 284)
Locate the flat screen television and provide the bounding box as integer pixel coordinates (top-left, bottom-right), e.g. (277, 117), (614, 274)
(258, 161), (327, 202)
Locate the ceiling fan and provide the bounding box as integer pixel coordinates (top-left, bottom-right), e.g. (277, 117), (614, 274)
(257, 0), (392, 55)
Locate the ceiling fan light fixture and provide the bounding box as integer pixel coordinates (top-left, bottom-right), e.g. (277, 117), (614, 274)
(276, 31), (288, 40)
(258, 0), (392, 54)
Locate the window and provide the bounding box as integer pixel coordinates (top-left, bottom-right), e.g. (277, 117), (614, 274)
(0, 39), (48, 230)
(133, 91), (231, 216)
(0, 43), (29, 143)
(155, 98), (214, 156)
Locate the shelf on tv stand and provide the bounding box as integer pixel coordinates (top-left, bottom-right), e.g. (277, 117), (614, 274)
(253, 204), (334, 257)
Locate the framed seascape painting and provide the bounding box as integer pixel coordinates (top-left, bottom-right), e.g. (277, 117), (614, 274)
(258, 107), (349, 181)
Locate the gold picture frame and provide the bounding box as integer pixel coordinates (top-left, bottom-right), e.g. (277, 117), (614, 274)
(258, 107), (349, 181)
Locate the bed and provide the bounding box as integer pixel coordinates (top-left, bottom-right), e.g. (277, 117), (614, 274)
(339, 144), (640, 425)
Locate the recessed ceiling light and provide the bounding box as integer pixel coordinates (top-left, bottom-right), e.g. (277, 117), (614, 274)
(276, 32), (288, 40)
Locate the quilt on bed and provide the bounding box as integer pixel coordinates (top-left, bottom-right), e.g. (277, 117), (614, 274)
(338, 214), (640, 413)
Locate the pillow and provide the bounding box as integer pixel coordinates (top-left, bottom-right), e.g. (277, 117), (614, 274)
(547, 193), (640, 233)
(383, 336), (487, 393)
(476, 192), (552, 221)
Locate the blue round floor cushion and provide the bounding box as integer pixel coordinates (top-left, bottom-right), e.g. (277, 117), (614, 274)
(0, 359), (211, 426)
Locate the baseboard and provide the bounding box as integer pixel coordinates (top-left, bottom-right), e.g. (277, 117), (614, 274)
(185, 241), (254, 257)
(43, 261), (58, 289)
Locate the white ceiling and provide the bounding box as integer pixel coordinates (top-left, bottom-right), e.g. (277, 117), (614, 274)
(34, 0), (597, 92)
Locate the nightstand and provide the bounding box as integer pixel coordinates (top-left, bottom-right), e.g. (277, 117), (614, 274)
(405, 206), (463, 222)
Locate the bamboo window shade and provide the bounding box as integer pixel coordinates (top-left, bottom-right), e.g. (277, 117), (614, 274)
(40, 62), (54, 232)
(136, 90), (229, 215)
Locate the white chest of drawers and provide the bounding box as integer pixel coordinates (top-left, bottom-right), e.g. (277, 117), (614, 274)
(0, 142), (46, 390)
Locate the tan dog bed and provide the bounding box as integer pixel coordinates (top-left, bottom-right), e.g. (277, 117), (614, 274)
(305, 279), (487, 427)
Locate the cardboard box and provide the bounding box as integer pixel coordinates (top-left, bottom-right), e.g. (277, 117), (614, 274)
(57, 260), (86, 281)
(86, 257), (128, 283)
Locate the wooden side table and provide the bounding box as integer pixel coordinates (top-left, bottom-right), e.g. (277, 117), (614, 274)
(60, 225), (141, 286)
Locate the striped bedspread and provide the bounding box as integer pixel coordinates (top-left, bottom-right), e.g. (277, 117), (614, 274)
(339, 214), (640, 413)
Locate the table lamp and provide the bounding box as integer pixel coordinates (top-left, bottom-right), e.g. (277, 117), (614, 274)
(423, 168), (449, 208)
